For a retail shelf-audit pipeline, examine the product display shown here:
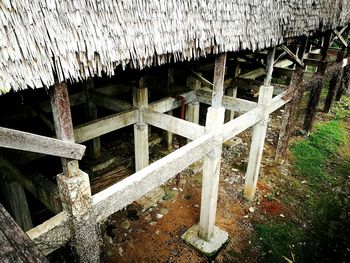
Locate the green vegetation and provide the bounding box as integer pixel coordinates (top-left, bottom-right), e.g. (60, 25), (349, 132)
(291, 120), (345, 180)
(255, 97), (349, 262)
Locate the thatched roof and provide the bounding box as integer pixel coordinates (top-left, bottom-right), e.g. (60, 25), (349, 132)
(0, 0), (349, 93)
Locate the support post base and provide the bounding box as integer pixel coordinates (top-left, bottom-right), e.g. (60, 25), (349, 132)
(181, 224), (229, 257)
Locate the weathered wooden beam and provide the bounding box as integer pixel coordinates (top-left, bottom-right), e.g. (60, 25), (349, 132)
(27, 212), (71, 256)
(0, 158), (62, 213)
(0, 127), (85, 160)
(0, 175), (33, 231)
(0, 203), (48, 262)
(198, 106), (226, 240)
(133, 78), (149, 171)
(189, 70), (213, 87)
(95, 91), (132, 112)
(330, 26), (348, 46)
(196, 88), (257, 112)
(92, 133), (215, 222)
(333, 29), (348, 48)
(74, 109), (138, 143)
(84, 79), (101, 159)
(144, 110), (206, 140)
(148, 91), (196, 113)
(280, 44), (305, 68)
(212, 53), (227, 108)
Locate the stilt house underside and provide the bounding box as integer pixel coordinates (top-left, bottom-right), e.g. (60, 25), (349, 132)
(0, 0), (350, 92)
(0, 1), (350, 262)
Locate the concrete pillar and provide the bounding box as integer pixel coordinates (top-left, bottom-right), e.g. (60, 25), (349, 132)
(56, 166), (99, 262)
(133, 78), (149, 171)
(243, 85), (273, 201)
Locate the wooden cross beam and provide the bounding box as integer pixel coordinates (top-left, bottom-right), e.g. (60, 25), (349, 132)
(189, 70), (213, 87)
(196, 88), (257, 112)
(144, 110), (206, 140)
(280, 44), (305, 68)
(0, 127), (85, 160)
(333, 28), (348, 48)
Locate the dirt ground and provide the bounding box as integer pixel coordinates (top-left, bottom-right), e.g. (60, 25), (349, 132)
(99, 108), (291, 263)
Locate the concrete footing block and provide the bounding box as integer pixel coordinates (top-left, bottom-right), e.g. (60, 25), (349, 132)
(181, 224), (229, 257)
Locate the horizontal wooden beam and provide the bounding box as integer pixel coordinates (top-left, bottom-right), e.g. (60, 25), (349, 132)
(95, 91), (132, 112)
(74, 109), (138, 143)
(144, 110), (206, 140)
(0, 158), (62, 213)
(234, 78), (288, 95)
(222, 85), (295, 141)
(27, 212), (71, 256)
(196, 88), (258, 112)
(92, 133), (215, 222)
(148, 91), (196, 113)
(0, 127), (85, 160)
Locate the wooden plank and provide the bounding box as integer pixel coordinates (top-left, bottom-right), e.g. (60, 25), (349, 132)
(133, 80), (149, 171)
(0, 203), (48, 262)
(144, 110), (206, 140)
(1, 158), (62, 213)
(196, 89), (257, 112)
(148, 91), (196, 113)
(189, 70), (213, 87)
(280, 45), (305, 68)
(27, 212), (71, 256)
(74, 109), (138, 143)
(95, 91), (132, 112)
(0, 176), (33, 231)
(92, 133), (216, 222)
(212, 53), (227, 107)
(0, 127), (85, 160)
(333, 29), (348, 48)
(84, 79), (101, 159)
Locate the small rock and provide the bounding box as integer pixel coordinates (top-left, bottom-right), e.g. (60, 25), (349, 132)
(301, 180), (307, 184)
(156, 214), (164, 219)
(172, 187), (178, 191)
(249, 207), (255, 213)
(118, 247), (124, 256)
(244, 215), (249, 219)
(194, 204), (199, 208)
(155, 230), (161, 235)
(160, 208), (169, 215)
(279, 214), (285, 218)
(150, 221), (157, 226)
(120, 220), (130, 230)
(144, 214), (152, 221)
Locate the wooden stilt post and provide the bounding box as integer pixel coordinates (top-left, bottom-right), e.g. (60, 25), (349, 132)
(186, 76), (200, 143)
(275, 38), (308, 163)
(199, 53), (226, 240)
(335, 26), (350, 101)
(225, 57), (239, 123)
(304, 31), (331, 132)
(133, 77), (149, 171)
(50, 82), (100, 263)
(324, 48), (347, 112)
(164, 68), (174, 150)
(84, 78), (101, 159)
(243, 47), (275, 201)
(0, 173), (33, 231)
(182, 53), (228, 256)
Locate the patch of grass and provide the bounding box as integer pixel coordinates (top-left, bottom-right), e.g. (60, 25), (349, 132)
(255, 223), (305, 263)
(291, 120), (345, 180)
(331, 96), (350, 120)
